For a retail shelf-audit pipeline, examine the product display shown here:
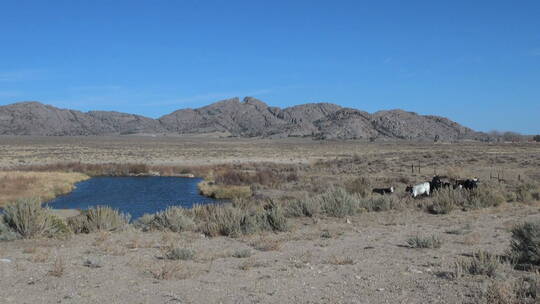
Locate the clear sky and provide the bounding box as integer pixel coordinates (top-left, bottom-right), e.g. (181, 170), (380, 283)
(0, 0), (539, 133)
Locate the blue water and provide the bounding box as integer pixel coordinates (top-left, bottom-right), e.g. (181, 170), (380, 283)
(45, 176), (221, 220)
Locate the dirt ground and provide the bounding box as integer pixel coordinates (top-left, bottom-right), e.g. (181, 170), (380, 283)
(1, 136), (539, 303)
(1, 204), (538, 304)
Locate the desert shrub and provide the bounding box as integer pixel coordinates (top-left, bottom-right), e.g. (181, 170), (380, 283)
(68, 206), (129, 233)
(345, 177), (371, 198)
(197, 204), (245, 237)
(359, 195), (402, 212)
(165, 247), (196, 261)
(233, 249), (252, 258)
(509, 221), (540, 269)
(406, 235), (442, 249)
(429, 188), (464, 214)
(317, 188), (359, 217)
(132, 213), (155, 231)
(483, 275), (540, 304)
(262, 203), (289, 232)
(1, 198), (68, 239)
(0, 216), (20, 241)
(514, 183), (540, 204)
(194, 201), (287, 237)
(464, 185), (506, 210)
(137, 207), (194, 233)
(285, 197), (321, 217)
(454, 250), (501, 278)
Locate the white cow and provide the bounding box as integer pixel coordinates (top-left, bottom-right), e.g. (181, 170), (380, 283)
(407, 182), (430, 198)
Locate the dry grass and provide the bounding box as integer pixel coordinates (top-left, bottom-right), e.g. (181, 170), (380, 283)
(0, 171), (88, 206)
(48, 256), (66, 277)
(197, 181), (252, 199)
(327, 255), (355, 265)
(250, 236), (282, 251)
(149, 261), (184, 280)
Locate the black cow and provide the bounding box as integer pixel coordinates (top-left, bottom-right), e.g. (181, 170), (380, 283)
(430, 176), (452, 191)
(454, 178), (479, 190)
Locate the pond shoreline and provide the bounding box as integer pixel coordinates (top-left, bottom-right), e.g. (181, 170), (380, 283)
(45, 176), (222, 220)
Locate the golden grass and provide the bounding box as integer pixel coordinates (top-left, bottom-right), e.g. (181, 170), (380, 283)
(0, 171), (89, 206)
(197, 181), (252, 199)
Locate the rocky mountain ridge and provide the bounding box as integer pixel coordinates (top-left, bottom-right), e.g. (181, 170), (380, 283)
(0, 97), (486, 140)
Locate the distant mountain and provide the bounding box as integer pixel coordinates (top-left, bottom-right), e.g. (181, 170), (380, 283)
(0, 98), (487, 141)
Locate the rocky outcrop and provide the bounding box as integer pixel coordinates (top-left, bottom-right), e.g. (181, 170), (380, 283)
(0, 98), (486, 140)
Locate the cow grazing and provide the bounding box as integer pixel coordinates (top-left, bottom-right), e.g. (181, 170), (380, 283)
(372, 186), (394, 195)
(430, 176), (452, 191)
(407, 182), (430, 198)
(454, 178), (479, 190)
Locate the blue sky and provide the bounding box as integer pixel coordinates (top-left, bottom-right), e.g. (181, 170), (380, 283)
(0, 0), (539, 133)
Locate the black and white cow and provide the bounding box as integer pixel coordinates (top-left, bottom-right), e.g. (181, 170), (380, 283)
(454, 178), (479, 190)
(372, 186), (394, 195)
(406, 182), (430, 198)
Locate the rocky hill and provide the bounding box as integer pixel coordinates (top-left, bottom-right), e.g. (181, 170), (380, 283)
(0, 97), (486, 140)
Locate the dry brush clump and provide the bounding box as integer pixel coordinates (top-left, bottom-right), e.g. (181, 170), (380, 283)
(483, 276), (540, 304)
(406, 235), (443, 249)
(285, 187), (403, 218)
(164, 246), (196, 261)
(134, 200), (288, 238)
(508, 221), (540, 270)
(0, 198), (71, 239)
(134, 207), (195, 233)
(454, 251), (502, 278)
(68, 206), (130, 233)
(194, 201), (288, 237)
(513, 183), (540, 204)
(345, 176), (372, 198)
(429, 185), (506, 214)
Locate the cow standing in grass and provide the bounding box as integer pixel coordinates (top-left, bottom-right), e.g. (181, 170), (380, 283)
(454, 178), (479, 190)
(406, 182), (430, 198)
(372, 187), (394, 195)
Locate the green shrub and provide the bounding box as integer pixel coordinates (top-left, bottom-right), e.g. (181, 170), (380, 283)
(318, 188), (359, 217)
(454, 250), (501, 278)
(138, 207), (194, 233)
(2, 198), (67, 239)
(68, 206), (129, 233)
(285, 197), (320, 217)
(509, 221), (540, 269)
(165, 247), (195, 260)
(407, 235), (442, 249)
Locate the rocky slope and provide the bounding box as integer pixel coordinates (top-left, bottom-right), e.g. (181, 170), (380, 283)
(0, 97), (486, 140)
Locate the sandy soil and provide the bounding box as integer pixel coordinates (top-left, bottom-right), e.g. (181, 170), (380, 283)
(1, 203), (538, 304)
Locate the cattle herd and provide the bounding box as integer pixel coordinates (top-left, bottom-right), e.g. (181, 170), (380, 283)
(372, 176), (479, 198)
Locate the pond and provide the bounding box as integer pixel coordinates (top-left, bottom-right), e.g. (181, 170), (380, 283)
(45, 176), (221, 220)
